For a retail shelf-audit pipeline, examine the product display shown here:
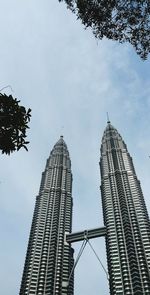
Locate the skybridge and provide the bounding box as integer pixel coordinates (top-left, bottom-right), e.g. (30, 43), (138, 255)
(66, 226), (106, 243)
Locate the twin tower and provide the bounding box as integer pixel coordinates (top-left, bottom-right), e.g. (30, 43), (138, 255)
(20, 122), (150, 295)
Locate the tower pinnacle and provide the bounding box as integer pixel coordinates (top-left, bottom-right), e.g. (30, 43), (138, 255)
(106, 112), (110, 124)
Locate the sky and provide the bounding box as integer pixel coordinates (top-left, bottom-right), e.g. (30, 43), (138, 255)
(0, 1), (150, 294)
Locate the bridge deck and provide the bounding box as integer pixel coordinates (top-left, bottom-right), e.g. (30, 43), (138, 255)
(66, 226), (106, 243)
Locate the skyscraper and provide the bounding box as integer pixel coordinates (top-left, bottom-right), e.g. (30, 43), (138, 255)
(100, 121), (150, 294)
(20, 136), (74, 295)
(20, 123), (150, 295)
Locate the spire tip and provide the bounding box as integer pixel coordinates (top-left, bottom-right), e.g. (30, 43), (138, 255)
(107, 112), (110, 124)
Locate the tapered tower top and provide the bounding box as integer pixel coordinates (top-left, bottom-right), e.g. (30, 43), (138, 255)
(101, 122), (127, 154)
(54, 135), (67, 149)
(103, 120), (117, 134)
(50, 135), (70, 162)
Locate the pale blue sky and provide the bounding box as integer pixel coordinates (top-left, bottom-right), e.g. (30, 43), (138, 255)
(0, 1), (150, 294)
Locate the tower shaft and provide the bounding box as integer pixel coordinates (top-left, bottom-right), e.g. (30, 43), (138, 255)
(100, 123), (150, 294)
(20, 137), (74, 295)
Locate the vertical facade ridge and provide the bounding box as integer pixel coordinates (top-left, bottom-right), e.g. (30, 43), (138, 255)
(20, 137), (74, 295)
(100, 123), (150, 295)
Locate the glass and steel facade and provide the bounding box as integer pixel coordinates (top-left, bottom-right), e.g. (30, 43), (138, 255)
(20, 124), (150, 295)
(20, 136), (74, 295)
(100, 122), (150, 294)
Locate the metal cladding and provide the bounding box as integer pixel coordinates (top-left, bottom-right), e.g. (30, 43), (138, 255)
(20, 124), (150, 295)
(20, 136), (74, 295)
(100, 122), (150, 294)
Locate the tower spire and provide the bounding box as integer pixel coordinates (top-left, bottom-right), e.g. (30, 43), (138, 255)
(106, 112), (110, 124)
